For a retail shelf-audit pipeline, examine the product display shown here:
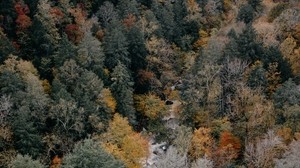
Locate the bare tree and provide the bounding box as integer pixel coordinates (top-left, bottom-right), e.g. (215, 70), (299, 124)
(245, 130), (285, 168)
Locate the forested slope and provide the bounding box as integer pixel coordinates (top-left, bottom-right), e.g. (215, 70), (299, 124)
(1, 0), (300, 167)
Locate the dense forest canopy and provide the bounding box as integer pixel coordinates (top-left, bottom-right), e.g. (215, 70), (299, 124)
(1, 0), (300, 167)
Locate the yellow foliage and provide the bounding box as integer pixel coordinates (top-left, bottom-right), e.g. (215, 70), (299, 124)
(134, 93), (167, 119)
(100, 114), (149, 168)
(279, 36), (300, 75)
(42, 79), (51, 94)
(189, 127), (214, 159)
(100, 88), (117, 112)
(102, 113), (133, 144)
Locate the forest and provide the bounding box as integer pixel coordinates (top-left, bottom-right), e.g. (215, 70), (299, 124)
(0, 0), (300, 167)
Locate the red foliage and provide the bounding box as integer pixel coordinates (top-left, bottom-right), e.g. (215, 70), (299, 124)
(14, 2), (30, 15)
(214, 131), (241, 167)
(15, 14), (32, 30)
(65, 24), (84, 44)
(14, 2), (31, 30)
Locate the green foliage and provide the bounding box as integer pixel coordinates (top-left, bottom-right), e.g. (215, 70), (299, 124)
(0, 32), (15, 63)
(111, 62), (136, 125)
(53, 34), (77, 68)
(11, 154), (45, 168)
(273, 79), (300, 108)
(237, 4), (254, 24)
(77, 30), (105, 73)
(104, 19), (129, 69)
(62, 139), (125, 168)
(12, 109), (43, 158)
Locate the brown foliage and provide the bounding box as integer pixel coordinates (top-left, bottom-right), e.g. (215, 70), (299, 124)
(123, 13), (136, 29)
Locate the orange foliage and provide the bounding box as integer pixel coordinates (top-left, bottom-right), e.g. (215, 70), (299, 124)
(189, 127), (214, 159)
(50, 155), (62, 168)
(123, 13), (136, 29)
(277, 127), (293, 144)
(50, 7), (64, 23)
(68, 7), (87, 27)
(215, 131), (241, 167)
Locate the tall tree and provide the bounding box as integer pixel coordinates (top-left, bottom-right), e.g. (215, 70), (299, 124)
(111, 62), (136, 125)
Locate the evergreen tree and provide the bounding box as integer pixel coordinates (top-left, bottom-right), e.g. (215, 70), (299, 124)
(117, 0), (139, 18)
(235, 26), (264, 62)
(53, 34), (77, 68)
(77, 30), (105, 74)
(0, 31), (15, 63)
(62, 139), (125, 168)
(104, 19), (129, 70)
(111, 62), (136, 125)
(126, 25), (148, 73)
(237, 4), (254, 24)
(263, 46), (293, 82)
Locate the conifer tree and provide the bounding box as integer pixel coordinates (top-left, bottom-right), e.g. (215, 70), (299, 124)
(111, 62), (136, 125)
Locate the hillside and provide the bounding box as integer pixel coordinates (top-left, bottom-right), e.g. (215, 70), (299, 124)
(1, 0), (300, 167)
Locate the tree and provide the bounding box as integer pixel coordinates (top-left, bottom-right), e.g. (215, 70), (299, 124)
(134, 93), (167, 120)
(62, 139), (125, 168)
(117, 0), (139, 18)
(189, 127), (214, 159)
(52, 34), (77, 68)
(214, 131), (241, 167)
(273, 79), (300, 109)
(111, 62), (136, 125)
(237, 4), (254, 24)
(10, 154), (45, 168)
(49, 99), (85, 140)
(245, 130), (284, 168)
(104, 19), (129, 69)
(0, 30), (15, 63)
(77, 30), (105, 74)
(97, 1), (118, 27)
(100, 113), (149, 168)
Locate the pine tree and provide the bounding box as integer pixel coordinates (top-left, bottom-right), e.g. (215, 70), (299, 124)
(111, 62), (136, 125)
(104, 19), (130, 70)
